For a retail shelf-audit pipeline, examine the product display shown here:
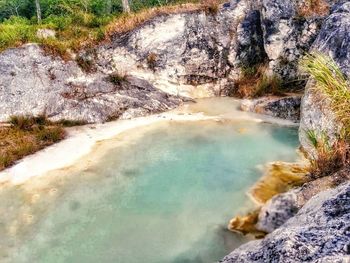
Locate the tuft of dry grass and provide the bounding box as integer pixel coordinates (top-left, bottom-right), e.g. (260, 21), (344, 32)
(0, 119), (65, 171)
(235, 64), (285, 98)
(105, 3), (202, 38)
(146, 52), (158, 71)
(108, 71), (128, 85)
(298, 0), (330, 18)
(301, 53), (350, 178)
(201, 0), (221, 15)
(306, 130), (349, 179)
(301, 53), (350, 138)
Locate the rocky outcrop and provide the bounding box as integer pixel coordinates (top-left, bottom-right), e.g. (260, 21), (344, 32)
(256, 189), (299, 233)
(95, 0), (266, 98)
(240, 95), (301, 122)
(221, 180), (350, 262)
(256, 167), (350, 234)
(299, 1), (350, 156)
(0, 44), (184, 123)
(260, 0), (332, 83)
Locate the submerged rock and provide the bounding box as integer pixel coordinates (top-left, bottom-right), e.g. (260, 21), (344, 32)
(221, 180), (350, 262)
(241, 95), (302, 122)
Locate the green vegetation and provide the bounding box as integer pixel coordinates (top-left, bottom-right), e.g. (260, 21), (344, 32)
(301, 53), (350, 177)
(0, 0), (222, 57)
(1, 115), (65, 171)
(301, 53), (350, 137)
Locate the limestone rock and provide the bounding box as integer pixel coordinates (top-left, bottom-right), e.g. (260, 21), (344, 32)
(95, 1), (266, 98)
(256, 189), (299, 233)
(0, 44), (184, 123)
(221, 181), (350, 262)
(299, 1), (350, 157)
(241, 95), (301, 122)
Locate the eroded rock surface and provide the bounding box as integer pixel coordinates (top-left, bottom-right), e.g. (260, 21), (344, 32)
(221, 181), (350, 263)
(241, 95), (301, 122)
(0, 44), (184, 123)
(299, 1), (350, 156)
(95, 0), (266, 98)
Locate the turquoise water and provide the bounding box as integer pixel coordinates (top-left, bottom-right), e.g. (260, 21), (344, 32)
(1, 119), (299, 263)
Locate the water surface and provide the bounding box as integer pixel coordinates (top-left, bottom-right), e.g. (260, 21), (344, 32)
(0, 107), (299, 263)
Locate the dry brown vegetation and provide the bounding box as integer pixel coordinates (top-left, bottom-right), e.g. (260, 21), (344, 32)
(105, 2), (211, 38)
(235, 65), (285, 98)
(301, 53), (350, 178)
(306, 131), (350, 179)
(0, 116), (65, 171)
(298, 0), (330, 18)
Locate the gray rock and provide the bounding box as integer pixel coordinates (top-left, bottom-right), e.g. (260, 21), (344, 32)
(0, 44), (184, 123)
(256, 189), (299, 233)
(241, 95), (301, 122)
(95, 0), (266, 98)
(261, 0), (324, 83)
(221, 181), (350, 263)
(299, 1), (350, 157)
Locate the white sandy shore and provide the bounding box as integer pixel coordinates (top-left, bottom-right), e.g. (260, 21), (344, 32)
(0, 98), (299, 185)
(0, 112), (217, 185)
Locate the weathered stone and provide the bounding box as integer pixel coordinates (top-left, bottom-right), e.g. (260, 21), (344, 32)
(241, 95), (301, 122)
(256, 189), (299, 233)
(95, 0), (267, 98)
(0, 44), (184, 123)
(299, 1), (350, 157)
(221, 181), (350, 263)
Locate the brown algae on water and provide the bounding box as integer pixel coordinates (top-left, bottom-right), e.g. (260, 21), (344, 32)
(249, 161), (309, 204)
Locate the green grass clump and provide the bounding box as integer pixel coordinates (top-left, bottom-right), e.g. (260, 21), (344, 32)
(301, 53), (350, 137)
(301, 53), (350, 177)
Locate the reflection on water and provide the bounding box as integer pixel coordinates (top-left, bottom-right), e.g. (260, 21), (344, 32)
(0, 119), (299, 263)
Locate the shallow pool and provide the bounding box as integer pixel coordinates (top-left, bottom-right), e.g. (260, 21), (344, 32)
(0, 114), (299, 263)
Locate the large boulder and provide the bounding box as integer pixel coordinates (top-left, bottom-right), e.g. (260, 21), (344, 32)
(221, 180), (350, 262)
(299, 1), (350, 156)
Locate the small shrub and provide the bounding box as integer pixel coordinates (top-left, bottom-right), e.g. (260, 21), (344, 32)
(9, 115), (50, 130)
(298, 0), (329, 18)
(235, 65), (284, 98)
(108, 72), (127, 85)
(56, 119), (87, 127)
(36, 127), (65, 142)
(301, 53), (350, 138)
(306, 131), (349, 179)
(146, 52), (158, 71)
(9, 115), (35, 131)
(201, 0), (220, 15)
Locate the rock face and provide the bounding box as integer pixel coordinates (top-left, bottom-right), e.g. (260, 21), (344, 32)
(95, 0), (266, 98)
(299, 1), (350, 156)
(0, 44), (184, 123)
(256, 189), (299, 233)
(0, 0), (346, 123)
(240, 95), (301, 122)
(221, 181), (350, 263)
(255, 167), (350, 234)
